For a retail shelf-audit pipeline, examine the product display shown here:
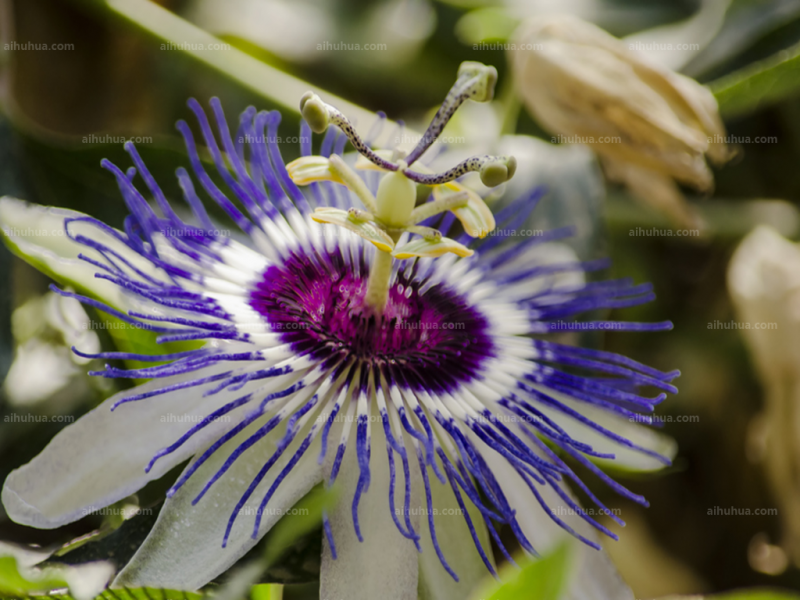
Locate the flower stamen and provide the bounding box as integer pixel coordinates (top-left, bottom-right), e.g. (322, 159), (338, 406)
(407, 191), (469, 224)
(300, 92), (399, 172)
(405, 61), (499, 165)
(404, 154), (517, 187)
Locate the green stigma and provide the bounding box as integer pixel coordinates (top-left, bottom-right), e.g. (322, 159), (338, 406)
(287, 61), (515, 315)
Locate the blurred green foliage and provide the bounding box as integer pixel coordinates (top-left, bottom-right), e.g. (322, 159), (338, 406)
(470, 543), (572, 600)
(3, 0), (800, 599)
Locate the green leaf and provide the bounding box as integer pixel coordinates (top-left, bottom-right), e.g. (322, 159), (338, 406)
(94, 590), (203, 600)
(0, 555), (69, 597)
(455, 8), (519, 45)
(211, 486), (334, 597)
(66, 0), (380, 128)
(683, 0), (800, 79)
(711, 38), (800, 118)
(250, 583), (284, 600)
(1, 552), (202, 599)
(470, 543), (572, 600)
(659, 589), (800, 599)
(13, 590), (204, 600)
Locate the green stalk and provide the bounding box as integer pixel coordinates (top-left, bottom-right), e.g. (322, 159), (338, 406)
(364, 249), (394, 315)
(68, 0), (412, 138)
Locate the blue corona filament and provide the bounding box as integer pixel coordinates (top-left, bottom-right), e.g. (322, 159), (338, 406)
(54, 82), (679, 581)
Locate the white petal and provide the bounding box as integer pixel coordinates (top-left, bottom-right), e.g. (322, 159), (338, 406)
(478, 438), (634, 600)
(2, 363), (259, 529)
(477, 240), (586, 306)
(3, 339), (80, 405)
(417, 474), (494, 600)
(564, 545), (634, 600)
(0, 541), (52, 568)
(320, 420), (420, 600)
(0, 197), (159, 308)
(528, 383), (677, 472)
(0, 550), (114, 600)
(61, 561), (116, 600)
(114, 416), (325, 590)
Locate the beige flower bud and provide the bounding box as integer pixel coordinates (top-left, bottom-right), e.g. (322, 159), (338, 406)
(728, 226), (800, 569)
(510, 15), (734, 227)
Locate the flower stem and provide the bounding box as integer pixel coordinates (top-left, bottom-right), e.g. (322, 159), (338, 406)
(87, 0), (384, 129)
(365, 248), (394, 315)
(498, 75), (522, 136)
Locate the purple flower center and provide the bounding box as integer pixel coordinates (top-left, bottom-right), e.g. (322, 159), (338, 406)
(249, 251), (495, 392)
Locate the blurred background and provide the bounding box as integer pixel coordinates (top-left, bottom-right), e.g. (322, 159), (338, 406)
(2, 0), (800, 598)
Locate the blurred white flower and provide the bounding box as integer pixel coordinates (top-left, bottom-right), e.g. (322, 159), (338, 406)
(0, 541), (113, 600)
(509, 14), (734, 228)
(188, 0), (435, 67)
(728, 225), (800, 569)
(3, 291), (100, 407)
(188, 0), (332, 62)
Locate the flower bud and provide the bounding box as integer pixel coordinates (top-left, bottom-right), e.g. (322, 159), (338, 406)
(510, 15), (734, 227)
(729, 226), (800, 567)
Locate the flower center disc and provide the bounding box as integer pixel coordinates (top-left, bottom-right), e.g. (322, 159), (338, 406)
(249, 252), (495, 391)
